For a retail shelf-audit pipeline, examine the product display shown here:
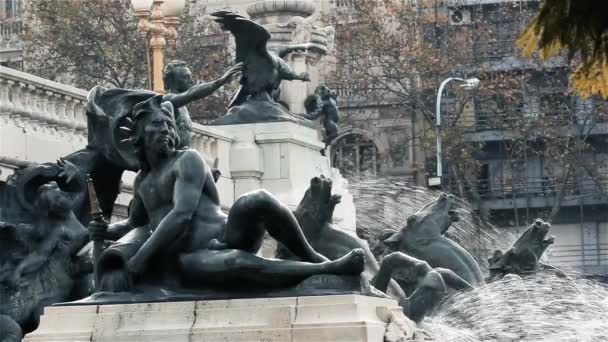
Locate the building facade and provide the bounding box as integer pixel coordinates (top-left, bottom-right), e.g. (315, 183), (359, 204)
(0, 0), (23, 69)
(430, 0), (608, 274)
(299, 0), (608, 274)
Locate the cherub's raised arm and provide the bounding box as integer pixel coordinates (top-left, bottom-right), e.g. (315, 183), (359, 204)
(165, 63), (243, 108)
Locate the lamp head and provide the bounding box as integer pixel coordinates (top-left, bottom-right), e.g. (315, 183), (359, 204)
(131, 0), (153, 12)
(161, 0), (186, 17)
(459, 77), (480, 90)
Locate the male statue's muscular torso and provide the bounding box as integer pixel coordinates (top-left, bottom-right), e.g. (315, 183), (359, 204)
(136, 149), (226, 253)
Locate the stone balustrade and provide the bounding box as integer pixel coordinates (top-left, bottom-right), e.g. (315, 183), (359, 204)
(0, 66), (239, 212)
(0, 66), (89, 179)
(331, 0), (356, 8)
(0, 65), (88, 129)
(192, 123), (233, 162)
(0, 19), (22, 35)
(191, 122), (236, 206)
(0, 19), (22, 50)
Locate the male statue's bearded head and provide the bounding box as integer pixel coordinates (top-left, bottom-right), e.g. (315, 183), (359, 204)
(131, 95), (180, 172)
(163, 60), (194, 93)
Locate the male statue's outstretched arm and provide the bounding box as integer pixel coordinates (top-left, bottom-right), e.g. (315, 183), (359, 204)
(165, 63), (243, 109)
(127, 150), (207, 274)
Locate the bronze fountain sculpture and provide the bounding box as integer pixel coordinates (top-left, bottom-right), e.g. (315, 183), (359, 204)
(0, 10), (559, 341)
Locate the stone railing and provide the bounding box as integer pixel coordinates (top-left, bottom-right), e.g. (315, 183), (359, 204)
(0, 66), (88, 128)
(0, 19), (22, 35)
(191, 124), (233, 174)
(191, 123), (236, 206)
(331, 0), (356, 7)
(0, 67), (237, 205)
(0, 66), (89, 177)
(0, 19), (23, 50)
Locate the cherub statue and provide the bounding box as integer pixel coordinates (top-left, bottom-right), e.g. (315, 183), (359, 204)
(302, 84), (340, 155)
(161, 60), (242, 147)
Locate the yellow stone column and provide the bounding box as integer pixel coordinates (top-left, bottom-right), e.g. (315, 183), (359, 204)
(149, 0), (166, 94)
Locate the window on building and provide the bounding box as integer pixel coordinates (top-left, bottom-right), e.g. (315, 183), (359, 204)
(540, 93), (572, 123)
(386, 128), (410, 169)
(331, 134), (380, 179)
(3, 0), (20, 19)
(474, 5), (522, 59)
(422, 24), (445, 49)
(475, 93), (524, 129)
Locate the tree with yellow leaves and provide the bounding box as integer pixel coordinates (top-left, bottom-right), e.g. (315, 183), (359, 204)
(517, 0), (608, 98)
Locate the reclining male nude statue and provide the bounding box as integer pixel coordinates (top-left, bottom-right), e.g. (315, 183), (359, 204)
(93, 95), (364, 293)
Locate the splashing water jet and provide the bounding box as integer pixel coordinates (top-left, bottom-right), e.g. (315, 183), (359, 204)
(348, 178), (608, 341)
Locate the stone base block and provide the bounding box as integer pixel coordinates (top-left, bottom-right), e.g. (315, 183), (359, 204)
(24, 295), (404, 342)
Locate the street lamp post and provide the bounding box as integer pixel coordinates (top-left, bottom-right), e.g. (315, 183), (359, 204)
(131, 0), (185, 94)
(428, 77), (480, 188)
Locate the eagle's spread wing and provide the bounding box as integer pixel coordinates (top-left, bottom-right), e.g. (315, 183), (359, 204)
(213, 11), (275, 108)
(211, 11), (271, 64)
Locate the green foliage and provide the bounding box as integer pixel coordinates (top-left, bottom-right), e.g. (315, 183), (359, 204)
(23, 0), (146, 88)
(21, 1), (223, 88)
(21, 0), (232, 120)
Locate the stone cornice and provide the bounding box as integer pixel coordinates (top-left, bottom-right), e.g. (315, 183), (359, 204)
(191, 122), (235, 142)
(247, 0), (316, 20)
(0, 65), (88, 99)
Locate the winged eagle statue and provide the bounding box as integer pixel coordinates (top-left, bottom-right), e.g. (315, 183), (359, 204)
(210, 11), (312, 125)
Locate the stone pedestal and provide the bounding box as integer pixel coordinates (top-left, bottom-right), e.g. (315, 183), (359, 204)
(24, 295), (404, 342)
(218, 121), (356, 234)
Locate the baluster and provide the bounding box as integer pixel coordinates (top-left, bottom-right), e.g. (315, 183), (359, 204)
(191, 133), (201, 152)
(37, 89), (51, 132)
(31, 88), (45, 123)
(9, 81), (23, 122)
(15, 83), (33, 125)
(63, 97), (76, 130)
(54, 93), (67, 131)
(45, 90), (58, 129)
(0, 79), (13, 115)
(74, 100), (87, 132)
(202, 136), (211, 157)
(210, 139), (218, 160)
(26, 86), (40, 129)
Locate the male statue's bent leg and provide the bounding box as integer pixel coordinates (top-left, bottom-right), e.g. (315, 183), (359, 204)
(223, 189), (328, 263)
(187, 189), (364, 289)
